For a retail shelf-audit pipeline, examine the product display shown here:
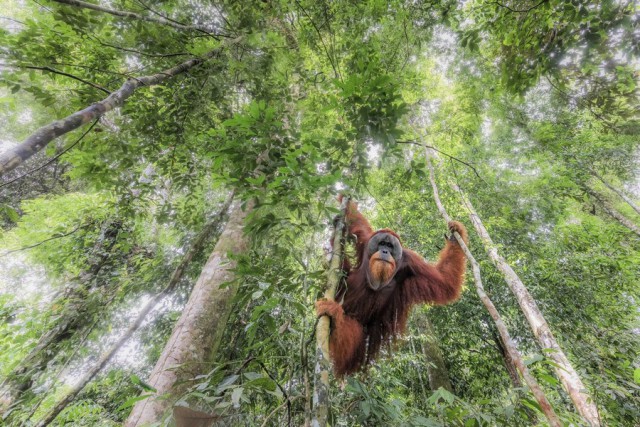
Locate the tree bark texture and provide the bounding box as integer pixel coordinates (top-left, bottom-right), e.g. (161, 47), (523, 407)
(124, 200), (251, 427)
(32, 194), (234, 427)
(426, 153), (562, 427)
(0, 38), (241, 176)
(492, 331), (522, 388)
(312, 196), (349, 427)
(446, 178), (600, 426)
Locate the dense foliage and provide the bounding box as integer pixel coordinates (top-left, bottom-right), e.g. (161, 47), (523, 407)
(0, 0), (638, 426)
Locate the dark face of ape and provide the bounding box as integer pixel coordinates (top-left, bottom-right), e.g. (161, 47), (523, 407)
(366, 231), (402, 290)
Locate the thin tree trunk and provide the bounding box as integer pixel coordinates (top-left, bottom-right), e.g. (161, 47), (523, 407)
(491, 329), (539, 424)
(443, 175), (600, 426)
(124, 199), (251, 427)
(0, 37), (241, 176)
(492, 331), (522, 388)
(590, 172), (640, 216)
(584, 186), (640, 237)
(312, 196), (349, 427)
(32, 193), (234, 427)
(299, 261), (312, 427)
(0, 219), (122, 413)
(427, 154), (562, 427)
(413, 312), (453, 392)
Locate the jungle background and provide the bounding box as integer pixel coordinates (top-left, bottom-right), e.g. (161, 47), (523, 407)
(0, 0), (638, 426)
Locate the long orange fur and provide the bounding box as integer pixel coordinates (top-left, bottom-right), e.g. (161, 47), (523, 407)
(316, 199), (468, 377)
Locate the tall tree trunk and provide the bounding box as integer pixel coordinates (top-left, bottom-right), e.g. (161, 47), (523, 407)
(312, 196), (349, 427)
(426, 154), (562, 427)
(413, 312), (453, 392)
(0, 219), (122, 413)
(491, 329), (539, 424)
(449, 180), (601, 426)
(584, 186), (640, 237)
(31, 193), (233, 427)
(124, 200), (251, 427)
(590, 171), (640, 216)
(425, 155), (562, 427)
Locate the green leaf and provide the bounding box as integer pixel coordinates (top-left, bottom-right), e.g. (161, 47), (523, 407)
(215, 374), (239, 393)
(243, 372), (262, 381)
(117, 394), (153, 410)
(130, 375), (156, 392)
(523, 354), (543, 366)
(1, 205), (19, 222)
(245, 377), (276, 392)
(231, 387), (244, 407)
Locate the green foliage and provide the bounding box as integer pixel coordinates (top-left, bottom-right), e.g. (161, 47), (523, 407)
(458, 0), (638, 97)
(1, 192), (114, 276)
(0, 294), (49, 377)
(0, 0), (638, 425)
(334, 69), (408, 144)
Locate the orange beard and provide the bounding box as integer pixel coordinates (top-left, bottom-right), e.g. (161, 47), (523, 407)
(369, 252), (396, 286)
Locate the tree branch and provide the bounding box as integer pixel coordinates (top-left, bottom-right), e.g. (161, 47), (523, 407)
(312, 196), (349, 426)
(584, 186), (640, 237)
(0, 225), (85, 258)
(294, 0), (340, 80)
(50, 0), (226, 36)
(0, 37), (242, 176)
(544, 76), (616, 130)
(260, 396), (302, 427)
(257, 361), (291, 427)
(0, 16), (26, 26)
(492, 0), (548, 13)
(396, 139), (482, 179)
(85, 40), (192, 58)
(50, 62), (133, 78)
(23, 65), (111, 94)
(426, 150), (561, 427)
(0, 119), (98, 189)
(590, 170), (640, 216)
(134, 0), (206, 32)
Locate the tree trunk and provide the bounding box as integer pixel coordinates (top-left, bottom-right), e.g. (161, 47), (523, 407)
(590, 171), (640, 216)
(584, 186), (640, 237)
(124, 200), (251, 427)
(413, 312), (453, 392)
(426, 153), (562, 427)
(449, 180), (601, 426)
(31, 193), (233, 427)
(492, 330), (522, 388)
(312, 196), (349, 427)
(0, 219), (122, 413)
